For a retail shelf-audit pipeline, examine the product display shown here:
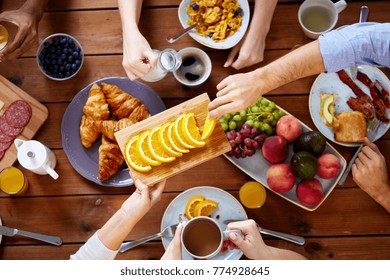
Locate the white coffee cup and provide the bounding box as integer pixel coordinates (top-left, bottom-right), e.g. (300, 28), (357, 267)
(181, 216), (241, 259)
(298, 0), (347, 39)
(14, 139), (59, 180)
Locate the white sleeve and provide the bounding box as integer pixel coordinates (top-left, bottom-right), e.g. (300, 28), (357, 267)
(70, 230), (119, 260)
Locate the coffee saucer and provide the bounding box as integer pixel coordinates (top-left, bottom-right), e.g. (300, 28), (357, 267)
(161, 186), (247, 260)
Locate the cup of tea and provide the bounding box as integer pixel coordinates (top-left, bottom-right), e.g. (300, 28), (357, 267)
(181, 216), (241, 259)
(298, 0), (347, 39)
(173, 47), (212, 88)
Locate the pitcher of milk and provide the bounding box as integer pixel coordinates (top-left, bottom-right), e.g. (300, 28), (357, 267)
(14, 139), (59, 180)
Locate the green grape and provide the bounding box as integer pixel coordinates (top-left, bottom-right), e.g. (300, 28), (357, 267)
(268, 102), (276, 110)
(221, 122), (228, 131)
(278, 110), (286, 117)
(271, 119), (277, 126)
(245, 119), (254, 126)
(253, 120), (260, 129)
(260, 99), (269, 106)
(263, 123), (273, 135)
(247, 115), (254, 120)
(229, 120), (237, 130)
(219, 117), (226, 124)
(268, 115), (274, 122)
(273, 111), (280, 120)
(252, 106), (260, 113)
(263, 106), (272, 112)
(257, 96), (263, 103)
(233, 114), (242, 121)
(239, 110), (246, 118)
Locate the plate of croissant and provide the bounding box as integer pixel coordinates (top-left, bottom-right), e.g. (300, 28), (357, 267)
(61, 77), (166, 187)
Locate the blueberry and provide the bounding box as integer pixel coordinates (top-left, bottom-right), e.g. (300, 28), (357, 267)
(60, 38), (67, 44)
(65, 64), (71, 70)
(74, 46), (81, 53)
(62, 48), (68, 54)
(208, 33), (214, 38)
(39, 53), (45, 61)
(233, 7), (243, 17)
(57, 58), (63, 65)
(58, 73), (64, 78)
(49, 46), (56, 53)
(72, 51), (79, 58)
(51, 59), (57, 65)
(65, 71), (71, 77)
(45, 57), (51, 64)
(43, 41), (50, 48)
(75, 59), (81, 66)
(50, 53), (56, 59)
(67, 56), (73, 63)
(71, 64), (77, 70)
(59, 66), (65, 73)
(60, 53), (67, 60)
(55, 49), (62, 55)
(191, 3), (199, 10)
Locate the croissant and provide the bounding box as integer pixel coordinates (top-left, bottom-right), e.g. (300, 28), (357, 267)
(129, 104), (150, 122)
(94, 117), (138, 141)
(98, 135), (124, 181)
(101, 82), (142, 119)
(83, 83), (110, 120)
(80, 115), (100, 148)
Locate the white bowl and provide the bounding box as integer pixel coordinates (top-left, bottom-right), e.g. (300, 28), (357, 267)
(36, 33), (84, 81)
(173, 47), (212, 87)
(178, 0), (250, 49)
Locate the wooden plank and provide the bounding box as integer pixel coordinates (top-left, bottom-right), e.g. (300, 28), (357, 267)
(0, 75), (48, 170)
(115, 93), (231, 185)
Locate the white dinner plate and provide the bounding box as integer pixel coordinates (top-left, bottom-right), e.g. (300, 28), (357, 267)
(309, 65), (390, 147)
(161, 186), (248, 260)
(178, 0), (250, 49)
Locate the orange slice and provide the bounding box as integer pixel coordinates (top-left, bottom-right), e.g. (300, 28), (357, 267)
(173, 114), (195, 149)
(167, 122), (190, 154)
(124, 135), (152, 173)
(136, 130), (161, 166)
(193, 199), (218, 217)
(158, 122), (183, 157)
(147, 126), (176, 163)
(201, 116), (216, 140)
(181, 113), (205, 147)
(185, 195), (205, 220)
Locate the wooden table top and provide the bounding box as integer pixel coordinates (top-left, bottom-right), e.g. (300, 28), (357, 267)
(0, 0), (389, 260)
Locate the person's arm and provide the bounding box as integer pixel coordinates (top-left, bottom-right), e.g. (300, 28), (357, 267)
(227, 220), (306, 260)
(0, 0), (48, 61)
(352, 138), (390, 213)
(70, 179), (166, 260)
(117, 0), (157, 80)
(208, 40), (324, 119)
(224, 0), (277, 70)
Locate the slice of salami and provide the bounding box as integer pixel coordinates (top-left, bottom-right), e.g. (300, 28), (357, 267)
(0, 131), (14, 143)
(0, 115), (24, 137)
(0, 150), (5, 161)
(4, 100), (32, 128)
(0, 140), (12, 152)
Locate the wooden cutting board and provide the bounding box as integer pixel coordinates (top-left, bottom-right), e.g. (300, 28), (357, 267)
(115, 93), (231, 186)
(0, 75), (48, 170)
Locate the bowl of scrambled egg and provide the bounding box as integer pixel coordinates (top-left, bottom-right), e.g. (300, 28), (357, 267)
(178, 0), (250, 49)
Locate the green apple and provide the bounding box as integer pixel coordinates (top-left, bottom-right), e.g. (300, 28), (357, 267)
(323, 95), (334, 125)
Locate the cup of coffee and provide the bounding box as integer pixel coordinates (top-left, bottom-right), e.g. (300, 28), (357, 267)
(173, 47), (212, 88)
(181, 216), (241, 259)
(298, 0), (347, 39)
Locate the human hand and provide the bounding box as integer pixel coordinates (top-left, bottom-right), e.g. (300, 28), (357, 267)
(352, 138), (390, 208)
(0, 8), (42, 62)
(121, 179), (166, 223)
(226, 219), (265, 260)
(161, 222), (184, 260)
(208, 70), (263, 119)
(122, 29), (157, 80)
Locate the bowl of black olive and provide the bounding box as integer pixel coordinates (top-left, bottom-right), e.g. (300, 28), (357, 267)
(36, 33), (83, 81)
(173, 47), (212, 87)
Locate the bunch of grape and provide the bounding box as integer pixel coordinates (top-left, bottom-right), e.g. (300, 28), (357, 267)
(219, 96), (285, 136)
(226, 124), (266, 158)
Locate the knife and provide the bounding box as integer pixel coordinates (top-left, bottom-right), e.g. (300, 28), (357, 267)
(223, 219), (305, 246)
(0, 225), (62, 246)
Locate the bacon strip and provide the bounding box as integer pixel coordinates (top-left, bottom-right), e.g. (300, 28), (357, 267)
(337, 69), (366, 98)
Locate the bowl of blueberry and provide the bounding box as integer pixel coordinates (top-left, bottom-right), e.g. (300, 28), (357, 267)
(36, 33), (83, 81)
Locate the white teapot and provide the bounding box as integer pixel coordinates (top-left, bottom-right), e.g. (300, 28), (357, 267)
(14, 139), (59, 180)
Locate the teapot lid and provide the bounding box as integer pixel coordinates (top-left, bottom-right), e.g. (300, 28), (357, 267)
(15, 140), (47, 169)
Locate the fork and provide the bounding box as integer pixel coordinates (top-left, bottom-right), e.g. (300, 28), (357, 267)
(338, 116), (381, 186)
(119, 223), (178, 253)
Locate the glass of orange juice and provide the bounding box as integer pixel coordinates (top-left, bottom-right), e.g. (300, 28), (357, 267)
(239, 181), (267, 209)
(0, 167), (29, 195)
(0, 24), (9, 51)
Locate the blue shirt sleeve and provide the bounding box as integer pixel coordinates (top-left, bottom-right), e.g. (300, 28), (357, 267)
(318, 22), (390, 72)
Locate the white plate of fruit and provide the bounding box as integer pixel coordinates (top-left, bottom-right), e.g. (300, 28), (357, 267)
(222, 97), (347, 211)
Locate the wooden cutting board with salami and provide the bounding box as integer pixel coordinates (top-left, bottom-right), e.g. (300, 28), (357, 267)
(115, 93), (231, 186)
(0, 75), (48, 170)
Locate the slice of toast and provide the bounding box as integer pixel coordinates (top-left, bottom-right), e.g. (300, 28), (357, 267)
(332, 111), (366, 143)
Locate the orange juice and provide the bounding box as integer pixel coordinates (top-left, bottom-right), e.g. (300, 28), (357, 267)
(239, 181), (266, 208)
(0, 24), (8, 51)
(0, 167), (28, 195)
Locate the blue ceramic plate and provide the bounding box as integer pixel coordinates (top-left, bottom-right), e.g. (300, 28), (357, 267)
(61, 77), (166, 187)
(161, 186), (248, 260)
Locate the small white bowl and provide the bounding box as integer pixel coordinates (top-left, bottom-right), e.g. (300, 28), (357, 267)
(36, 33), (84, 81)
(173, 47), (212, 87)
(178, 0), (250, 49)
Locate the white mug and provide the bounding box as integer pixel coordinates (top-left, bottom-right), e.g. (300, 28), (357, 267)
(14, 139), (59, 180)
(298, 0), (347, 39)
(181, 216), (241, 259)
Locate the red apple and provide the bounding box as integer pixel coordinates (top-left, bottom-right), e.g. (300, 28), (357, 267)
(262, 135), (288, 163)
(296, 178), (324, 206)
(266, 164), (296, 192)
(317, 153), (341, 179)
(276, 115), (302, 142)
